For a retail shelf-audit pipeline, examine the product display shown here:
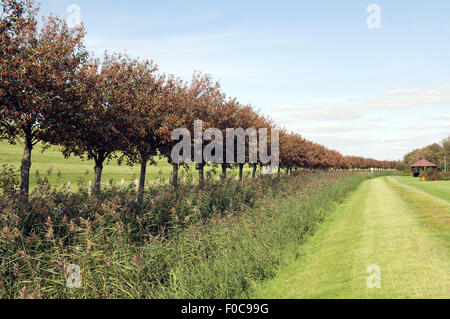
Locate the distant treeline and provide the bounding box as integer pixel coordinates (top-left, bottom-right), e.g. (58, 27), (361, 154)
(401, 136), (450, 172)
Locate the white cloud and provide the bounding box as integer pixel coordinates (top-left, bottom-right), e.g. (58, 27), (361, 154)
(291, 123), (387, 134)
(363, 85), (449, 110)
(429, 114), (450, 121)
(299, 106), (363, 120)
(273, 105), (364, 123)
(364, 116), (384, 122)
(273, 84), (449, 125)
(274, 104), (296, 111)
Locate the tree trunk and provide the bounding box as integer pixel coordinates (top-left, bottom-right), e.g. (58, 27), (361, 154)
(252, 163), (257, 179)
(239, 163), (244, 181)
(92, 151), (108, 195)
(20, 141), (32, 205)
(278, 165), (281, 176)
(172, 163), (179, 187)
(139, 158), (147, 194)
(221, 163), (227, 180)
(198, 163), (205, 185)
(445, 154), (447, 173)
(94, 163), (103, 195)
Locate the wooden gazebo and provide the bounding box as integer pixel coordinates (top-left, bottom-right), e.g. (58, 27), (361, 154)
(411, 159), (438, 177)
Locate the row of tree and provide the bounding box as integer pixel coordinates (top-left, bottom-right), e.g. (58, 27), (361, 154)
(0, 0), (399, 205)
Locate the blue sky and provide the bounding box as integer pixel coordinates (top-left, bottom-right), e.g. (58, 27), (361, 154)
(40, 0), (450, 160)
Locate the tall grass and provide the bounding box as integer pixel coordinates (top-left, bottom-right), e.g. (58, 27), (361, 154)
(0, 167), (375, 298)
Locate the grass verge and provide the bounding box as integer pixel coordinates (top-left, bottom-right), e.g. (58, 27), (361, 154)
(1, 171), (371, 298)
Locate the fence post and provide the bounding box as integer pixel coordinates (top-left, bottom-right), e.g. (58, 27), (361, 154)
(67, 181), (71, 194)
(88, 181), (92, 197)
(121, 178), (125, 189)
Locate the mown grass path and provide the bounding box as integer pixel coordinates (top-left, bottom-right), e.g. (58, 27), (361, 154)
(253, 177), (450, 298)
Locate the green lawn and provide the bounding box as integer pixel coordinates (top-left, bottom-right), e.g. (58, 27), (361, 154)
(252, 177), (450, 298)
(0, 141), (252, 190)
(394, 176), (450, 203)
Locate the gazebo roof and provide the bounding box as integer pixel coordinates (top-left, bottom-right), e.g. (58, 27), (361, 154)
(411, 159), (438, 167)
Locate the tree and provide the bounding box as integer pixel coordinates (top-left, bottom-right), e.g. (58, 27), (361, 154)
(0, 0), (87, 203)
(214, 97), (239, 180)
(442, 136), (450, 172)
(249, 111), (274, 176)
(404, 143), (443, 169)
(404, 148), (421, 167)
(159, 72), (224, 187)
(56, 55), (132, 195)
(0, 0), (37, 38)
(156, 76), (194, 187)
(188, 73), (224, 184)
(99, 54), (163, 195)
(421, 143), (443, 169)
(231, 103), (258, 180)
